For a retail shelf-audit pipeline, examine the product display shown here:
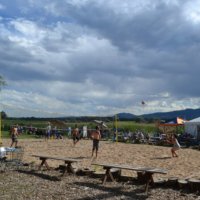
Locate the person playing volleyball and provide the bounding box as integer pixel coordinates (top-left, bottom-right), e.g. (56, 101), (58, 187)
(168, 133), (181, 157)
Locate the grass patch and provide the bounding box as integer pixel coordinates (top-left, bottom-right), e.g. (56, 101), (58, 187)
(1, 131), (37, 139)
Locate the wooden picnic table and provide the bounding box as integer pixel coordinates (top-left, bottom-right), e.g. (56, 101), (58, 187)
(32, 155), (80, 175)
(92, 162), (168, 194)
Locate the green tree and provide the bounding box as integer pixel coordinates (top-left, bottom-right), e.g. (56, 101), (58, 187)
(1, 111), (7, 119)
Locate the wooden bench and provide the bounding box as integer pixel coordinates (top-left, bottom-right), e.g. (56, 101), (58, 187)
(92, 162), (167, 194)
(32, 155), (80, 176)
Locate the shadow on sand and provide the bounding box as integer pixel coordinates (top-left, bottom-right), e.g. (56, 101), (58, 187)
(150, 156), (172, 160)
(74, 181), (148, 200)
(17, 169), (61, 181)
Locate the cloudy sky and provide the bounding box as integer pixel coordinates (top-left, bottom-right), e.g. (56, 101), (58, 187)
(0, 0), (200, 117)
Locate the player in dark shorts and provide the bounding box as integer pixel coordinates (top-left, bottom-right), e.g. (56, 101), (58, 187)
(72, 124), (80, 146)
(91, 126), (101, 158)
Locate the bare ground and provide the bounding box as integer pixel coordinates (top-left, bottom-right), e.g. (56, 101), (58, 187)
(0, 138), (200, 200)
(0, 166), (199, 200)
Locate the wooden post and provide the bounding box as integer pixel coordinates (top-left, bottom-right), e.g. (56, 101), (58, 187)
(178, 179), (188, 190)
(115, 115), (118, 143)
(167, 177), (178, 188)
(188, 179), (200, 192)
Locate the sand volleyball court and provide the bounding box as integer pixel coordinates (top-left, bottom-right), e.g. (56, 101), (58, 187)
(2, 138), (200, 180)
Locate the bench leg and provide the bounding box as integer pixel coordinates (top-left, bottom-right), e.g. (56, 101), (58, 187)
(102, 168), (115, 185)
(38, 158), (50, 170)
(67, 163), (75, 174)
(62, 162), (75, 176)
(144, 172), (154, 194)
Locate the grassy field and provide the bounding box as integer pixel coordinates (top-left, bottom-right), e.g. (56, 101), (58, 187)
(110, 121), (156, 132)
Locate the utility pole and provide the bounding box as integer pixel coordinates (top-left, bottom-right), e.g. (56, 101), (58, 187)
(115, 115), (118, 142)
(0, 75), (6, 147)
(0, 112), (2, 146)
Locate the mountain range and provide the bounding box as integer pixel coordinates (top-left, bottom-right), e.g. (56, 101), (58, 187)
(117, 108), (200, 121)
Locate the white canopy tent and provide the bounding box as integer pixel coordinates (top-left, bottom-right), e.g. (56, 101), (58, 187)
(184, 117), (200, 140)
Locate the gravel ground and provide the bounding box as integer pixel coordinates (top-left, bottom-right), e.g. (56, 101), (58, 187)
(0, 163), (199, 200)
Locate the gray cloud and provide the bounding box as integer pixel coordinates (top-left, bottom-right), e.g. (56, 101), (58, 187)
(0, 0), (200, 117)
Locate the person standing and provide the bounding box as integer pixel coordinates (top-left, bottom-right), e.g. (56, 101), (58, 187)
(10, 125), (19, 148)
(91, 126), (101, 158)
(168, 133), (181, 157)
(46, 122), (51, 140)
(72, 124), (80, 146)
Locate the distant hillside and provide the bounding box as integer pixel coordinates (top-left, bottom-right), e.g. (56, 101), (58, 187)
(115, 108), (200, 121)
(141, 108), (200, 120)
(116, 112), (136, 120)
(9, 108), (200, 121)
